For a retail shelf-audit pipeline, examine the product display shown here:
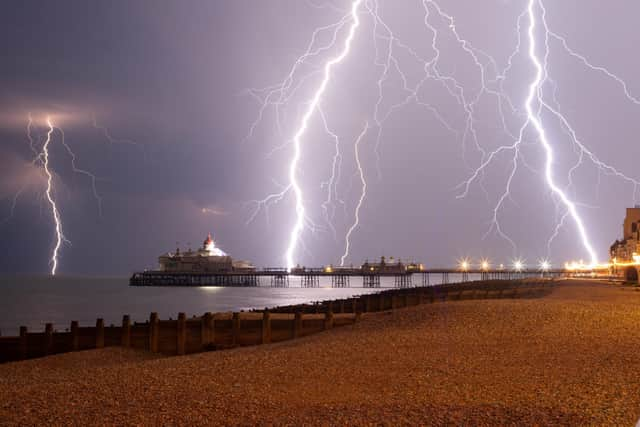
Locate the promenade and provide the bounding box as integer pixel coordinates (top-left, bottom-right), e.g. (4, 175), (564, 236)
(1, 280), (638, 425)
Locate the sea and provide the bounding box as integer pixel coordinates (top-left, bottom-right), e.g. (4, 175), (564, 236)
(0, 273), (472, 335)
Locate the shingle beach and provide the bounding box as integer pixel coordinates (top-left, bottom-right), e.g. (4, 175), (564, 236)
(1, 280), (639, 425)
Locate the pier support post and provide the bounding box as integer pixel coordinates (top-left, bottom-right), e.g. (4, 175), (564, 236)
(324, 311), (334, 330)
(149, 312), (159, 353)
(202, 312), (214, 348)
(96, 318), (105, 349)
(177, 313), (186, 355)
(121, 315), (131, 348)
(293, 312), (302, 338)
(262, 311), (271, 344)
(19, 326), (28, 360)
(44, 323), (53, 356)
(232, 312), (240, 346)
(70, 321), (79, 351)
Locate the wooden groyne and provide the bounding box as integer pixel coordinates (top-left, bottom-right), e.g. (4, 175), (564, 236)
(0, 279), (553, 364)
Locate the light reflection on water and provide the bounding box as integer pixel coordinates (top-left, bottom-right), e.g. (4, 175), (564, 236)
(0, 273), (474, 335)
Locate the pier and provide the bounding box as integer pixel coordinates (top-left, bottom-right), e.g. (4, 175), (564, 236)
(129, 267), (567, 287)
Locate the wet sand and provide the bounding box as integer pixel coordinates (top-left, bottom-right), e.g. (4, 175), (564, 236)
(1, 280), (639, 425)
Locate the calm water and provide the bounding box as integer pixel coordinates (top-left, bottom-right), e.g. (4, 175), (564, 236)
(0, 273), (473, 335)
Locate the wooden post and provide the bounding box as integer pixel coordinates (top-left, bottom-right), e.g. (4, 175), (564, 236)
(324, 310), (334, 330)
(352, 298), (358, 313)
(339, 300), (345, 314)
(293, 312), (302, 338)
(261, 311), (271, 344)
(96, 318), (105, 349)
(355, 310), (362, 322)
(44, 323), (53, 356)
(201, 312), (213, 349)
(121, 315), (131, 348)
(231, 312), (240, 346)
(19, 326), (28, 360)
(177, 313), (186, 355)
(70, 321), (79, 351)
(366, 295), (373, 312)
(379, 294), (385, 311)
(149, 312), (159, 353)
(391, 295), (397, 310)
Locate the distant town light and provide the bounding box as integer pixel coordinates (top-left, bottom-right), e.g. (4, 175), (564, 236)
(481, 260), (490, 271)
(459, 259), (470, 271)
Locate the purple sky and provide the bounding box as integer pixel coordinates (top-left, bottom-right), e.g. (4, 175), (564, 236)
(1, 0), (640, 274)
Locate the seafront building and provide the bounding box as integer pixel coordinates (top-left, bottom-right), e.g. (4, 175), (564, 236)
(609, 207), (640, 281)
(609, 207), (640, 264)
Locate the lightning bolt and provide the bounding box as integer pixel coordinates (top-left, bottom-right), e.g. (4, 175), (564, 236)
(2, 113), (110, 273)
(340, 121), (368, 266)
(524, 0), (597, 266)
(42, 118), (64, 275)
(456, 0), (640, 266)
(91, 113), (139, 147)
(284, 0), (363, 270)
(317, 106), (346, 241)
(245, 0), (640, 268)
(26, 112), (42, 158)
(54, 125), (103, 216)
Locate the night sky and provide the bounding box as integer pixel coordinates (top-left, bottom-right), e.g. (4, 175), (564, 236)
(1, 1), (639, 275)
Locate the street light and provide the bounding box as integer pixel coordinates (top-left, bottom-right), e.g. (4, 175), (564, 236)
(513, 259), (524, 272)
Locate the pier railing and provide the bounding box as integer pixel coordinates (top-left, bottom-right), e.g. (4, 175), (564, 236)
(0, 279), (554, 364)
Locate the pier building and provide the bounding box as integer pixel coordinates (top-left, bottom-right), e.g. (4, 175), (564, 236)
(158, 233), (255, 273)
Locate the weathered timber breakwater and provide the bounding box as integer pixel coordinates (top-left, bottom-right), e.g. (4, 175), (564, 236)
(0, 279), (552, 363)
